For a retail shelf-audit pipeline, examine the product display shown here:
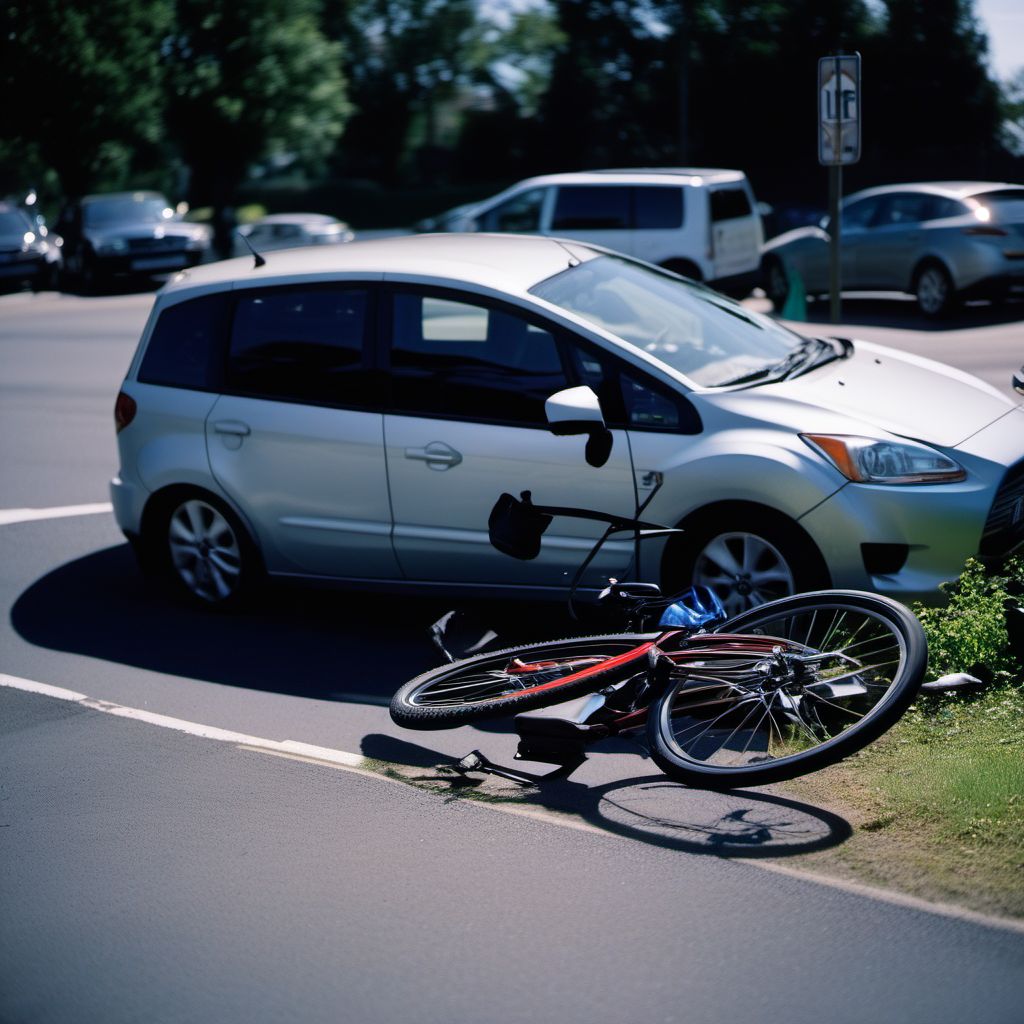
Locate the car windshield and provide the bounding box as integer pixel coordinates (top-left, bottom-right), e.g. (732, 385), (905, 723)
(0, 209), (31, 235)
(84, 197), (171, 227)
(530, 254), (805, 387)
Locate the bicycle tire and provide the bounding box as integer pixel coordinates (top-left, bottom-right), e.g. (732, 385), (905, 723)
(390, 633), (658, 730)
(647, 591), (926, 789)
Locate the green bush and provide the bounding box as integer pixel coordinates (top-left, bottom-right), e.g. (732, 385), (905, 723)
(912, 557), (1023, 683)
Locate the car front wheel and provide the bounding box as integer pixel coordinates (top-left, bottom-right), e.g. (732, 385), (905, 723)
(665, 513), (825, 617)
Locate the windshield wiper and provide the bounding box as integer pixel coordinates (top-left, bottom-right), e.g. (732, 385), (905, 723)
(713, 337), (848, 389)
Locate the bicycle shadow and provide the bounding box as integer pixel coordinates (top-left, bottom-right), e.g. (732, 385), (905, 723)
(360, 734), (852, 859)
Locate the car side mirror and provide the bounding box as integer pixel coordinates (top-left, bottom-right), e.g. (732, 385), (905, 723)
(545, 386), (613, 468)
(1013, 366), (1024, 397)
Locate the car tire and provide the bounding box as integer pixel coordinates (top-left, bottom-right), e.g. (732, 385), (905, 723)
(914, 261), (955, 318)
(144, 490), (261, 609)
(763, 256), (789, 310)
(663, 510), (828, 618)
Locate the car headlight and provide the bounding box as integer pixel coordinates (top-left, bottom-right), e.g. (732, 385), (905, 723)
(96, 239), (129, 255)
(801, 433), (966, 484)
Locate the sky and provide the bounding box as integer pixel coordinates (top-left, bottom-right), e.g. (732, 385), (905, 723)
(976, 0), (1024, 81)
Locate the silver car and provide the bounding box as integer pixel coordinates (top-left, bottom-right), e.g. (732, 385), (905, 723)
(111, 234), (1024, 613)
(234, 213), (355, 257)
(761, 181), (1024, 317)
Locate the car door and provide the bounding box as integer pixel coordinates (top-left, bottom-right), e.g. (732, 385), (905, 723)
(382, 286), (638, 588)
(205, 280), (401, 579)
(850, 192), (930, 289)
(824, 195), (881, 290)
(545, 185), (633, 257)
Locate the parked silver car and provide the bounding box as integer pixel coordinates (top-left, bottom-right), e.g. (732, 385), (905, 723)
(111, 234), (1024, 613)
(761, 181), (1024, 316)
(234, 213), (355, 257)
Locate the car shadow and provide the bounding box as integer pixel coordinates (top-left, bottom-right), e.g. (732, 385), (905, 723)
(9, 543), (573, 703)
(789, 294), (1024, 332)
(360, 733), (853, 859)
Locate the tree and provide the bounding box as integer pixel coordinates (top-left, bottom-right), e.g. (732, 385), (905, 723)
(0, 0), (173, 196)
(165, 0), (350, 247)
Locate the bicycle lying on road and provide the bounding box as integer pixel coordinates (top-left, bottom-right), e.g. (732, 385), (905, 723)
(390, 488), (927, 791)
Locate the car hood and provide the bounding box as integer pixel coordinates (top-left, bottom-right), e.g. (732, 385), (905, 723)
(715, 339), (1019, 449)
(762, 224), (827, 252)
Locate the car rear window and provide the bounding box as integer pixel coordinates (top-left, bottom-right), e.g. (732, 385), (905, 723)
(710, 187), (752, 222)
(138, 293), (230, 390)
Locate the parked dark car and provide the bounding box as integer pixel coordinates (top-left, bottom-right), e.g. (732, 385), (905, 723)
(0, 201), (61, 291)
(761, 181), (1024, 317)
(56, 191), (211, 292)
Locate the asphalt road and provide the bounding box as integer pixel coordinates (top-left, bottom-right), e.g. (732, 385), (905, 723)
(2, 287), (1024, 1023)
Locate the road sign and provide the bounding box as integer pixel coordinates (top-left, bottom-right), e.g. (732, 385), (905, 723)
(818, 54), (861, 165)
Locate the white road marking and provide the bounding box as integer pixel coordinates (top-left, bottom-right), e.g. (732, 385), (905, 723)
(3, 670), (1024, 936)
(0, 503), (113, 526)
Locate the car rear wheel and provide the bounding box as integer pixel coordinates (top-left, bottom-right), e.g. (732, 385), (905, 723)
(146, 492), (260, 608)
(914, 261), (955, 318)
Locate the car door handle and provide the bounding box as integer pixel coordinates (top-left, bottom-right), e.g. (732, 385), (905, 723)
(213, 420), (251, 437)
(404, 441), (463, 470)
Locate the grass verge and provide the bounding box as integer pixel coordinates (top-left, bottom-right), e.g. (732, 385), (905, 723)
(780, 682), (1024, 919)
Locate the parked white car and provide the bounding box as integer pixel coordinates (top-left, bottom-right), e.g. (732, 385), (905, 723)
(418, 169), (764, 296)
(111, 234), (1024, 613)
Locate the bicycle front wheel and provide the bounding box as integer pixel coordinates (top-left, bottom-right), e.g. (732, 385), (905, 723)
(390, 633), (657, 730)
(647, 591), (926, 789)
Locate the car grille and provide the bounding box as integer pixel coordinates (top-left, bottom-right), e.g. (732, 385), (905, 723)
(127, 236), (186, 253)
(980, 458), (1024, 557)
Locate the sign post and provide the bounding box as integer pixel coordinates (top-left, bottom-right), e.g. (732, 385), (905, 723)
(818, 53), (861, 324)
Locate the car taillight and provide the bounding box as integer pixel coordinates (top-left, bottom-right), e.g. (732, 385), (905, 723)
(962, 225), (1008, 236)
(114, 390), (137, 433)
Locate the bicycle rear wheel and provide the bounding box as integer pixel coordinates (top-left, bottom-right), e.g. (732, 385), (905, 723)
(647, 591), (926, 789)
(390, 634), (656, 730)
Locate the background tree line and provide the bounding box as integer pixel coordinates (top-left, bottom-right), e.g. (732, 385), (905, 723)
(1, 0), (1020, 228)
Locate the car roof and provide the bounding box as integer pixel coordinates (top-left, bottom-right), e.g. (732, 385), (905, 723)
(509, 168), (748, 188)
(79, 191), (168, 204)
(847, 181), (1024, 202)
(163, 233), (592, 296)
(254, 213), (340, 225)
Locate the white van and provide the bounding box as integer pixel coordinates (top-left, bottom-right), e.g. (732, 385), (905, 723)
(422, 169), (764, 296)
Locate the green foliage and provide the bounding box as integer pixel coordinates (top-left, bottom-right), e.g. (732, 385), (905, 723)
(912, 557), (1023, 682)
(165, 0), (350, 202)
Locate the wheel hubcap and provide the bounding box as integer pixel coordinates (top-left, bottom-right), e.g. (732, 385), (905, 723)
(168, 499), (242, 602)
(692, 532), (795, 616)
(918, 269), (947, 314)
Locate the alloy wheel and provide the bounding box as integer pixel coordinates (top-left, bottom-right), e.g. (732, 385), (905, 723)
(167, 499), (243, 603)
(692, 531), (796, 616)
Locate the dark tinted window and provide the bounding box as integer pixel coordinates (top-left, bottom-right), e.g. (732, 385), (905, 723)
(710, 188), (752, 222)
(479, 188), (546, 232)
(634, 187), (684, 229)
(924, 196), (968, 220)
(226, 287), (371, 406)
(552, 186), (630, 230)
(138, 293), (229, 390)
(389, 292), (567, 424)
(841, 196), (881, 229)
(874, 193), (933, 227)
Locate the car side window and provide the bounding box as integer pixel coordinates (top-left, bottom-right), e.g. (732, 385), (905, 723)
(634, 187), (684, 229)
(875, 193), (932, 227)
(924, 196), (968, 220)
(841, 197), (881, 229)
(138, 293), (231, 390)
(226, 286), (372, 407)
(478, 188), (546, 232)
(563, 339), (701, 434)
(552, 186), (630, 230)
(388, 291), (568, 425)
